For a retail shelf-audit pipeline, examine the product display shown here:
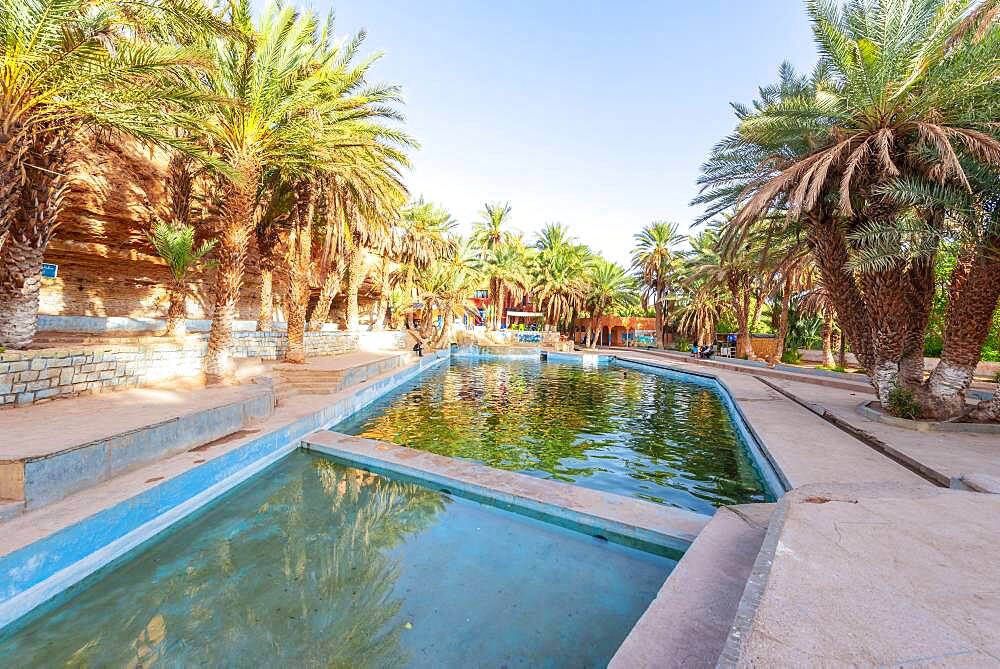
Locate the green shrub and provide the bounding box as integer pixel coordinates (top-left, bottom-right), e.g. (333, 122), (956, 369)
(674, 338), (691, 352)
(885, 387), (920, 420)
(780, 349), (801, 364)
(923, 333), (943, 358)
(981, 347), (1000, 363)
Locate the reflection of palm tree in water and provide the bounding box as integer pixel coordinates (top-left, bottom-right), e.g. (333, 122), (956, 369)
(0, 454), (447, 668)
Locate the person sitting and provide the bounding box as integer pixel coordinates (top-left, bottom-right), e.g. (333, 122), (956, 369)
(700, 345), (715, 359)
(412, 341), (423, 357)
(691, 343), (699, 357)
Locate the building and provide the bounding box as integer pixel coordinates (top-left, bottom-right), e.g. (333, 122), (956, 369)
(572, 316), (659, 347)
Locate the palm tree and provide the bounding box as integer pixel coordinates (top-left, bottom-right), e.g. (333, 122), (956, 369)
(146, 222), (216, 339)
(406, 241), (481, 348)
(471, 201), (514, 328)
(195, 1), (367, 380)
(695, 1), (1000, 409)
(479, 238), (532, 329)
(583, 259), (636, 348)
(532, 224), (589, 331)
(673, 284), (728, 349)
(0, 0), (224, 348)
(630, 222), (684, 348)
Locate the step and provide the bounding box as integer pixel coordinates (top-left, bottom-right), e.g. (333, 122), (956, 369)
(610, 503), (774, 668)
(0, 387), (275, 510)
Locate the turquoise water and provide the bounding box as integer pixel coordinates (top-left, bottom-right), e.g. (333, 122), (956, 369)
(335, 358), (770, 514)
(0, 452), (674, 667)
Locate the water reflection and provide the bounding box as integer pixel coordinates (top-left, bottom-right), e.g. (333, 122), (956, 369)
(0, 455), (447, 668)
(337, 359), (770, 513)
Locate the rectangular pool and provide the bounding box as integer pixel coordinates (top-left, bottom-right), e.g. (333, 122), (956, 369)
(0, 451), (675, 667)
(334, 357), (774, 515)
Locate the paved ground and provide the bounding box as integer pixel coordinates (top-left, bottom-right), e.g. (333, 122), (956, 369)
(611, 350), (927, 490)
(0, 351), (399, 462)
(724, 483), (1000, 667)
(0, 384), (269, 461)
(768, 377), (1000, 487)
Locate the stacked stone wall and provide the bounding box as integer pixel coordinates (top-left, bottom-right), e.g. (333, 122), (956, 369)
(0, 331), (358, 406)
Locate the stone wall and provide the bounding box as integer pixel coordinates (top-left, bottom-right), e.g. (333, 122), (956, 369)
(0, 331), (358, 407)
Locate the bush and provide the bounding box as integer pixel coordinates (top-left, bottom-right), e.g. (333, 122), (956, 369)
(885, 386), (920, 420)
(781, 349), (801, 364)
(674, 338), (691, 352)
(923, 333), (943, 358)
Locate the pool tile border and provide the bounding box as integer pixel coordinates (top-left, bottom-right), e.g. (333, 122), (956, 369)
(0, 351), (450, 630)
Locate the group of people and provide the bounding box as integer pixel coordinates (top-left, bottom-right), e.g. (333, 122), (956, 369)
(690, 344), (715, 359)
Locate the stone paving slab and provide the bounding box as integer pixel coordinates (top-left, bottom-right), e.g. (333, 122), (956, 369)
(769, 377), (1000, 488)
(611, 351), (926, 490)
(721, 483), (1000, 667)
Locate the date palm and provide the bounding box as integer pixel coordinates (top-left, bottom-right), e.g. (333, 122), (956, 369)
(630, 221), (684, 348)
(583, 259), (636, 349)
(197, 0), (360, 380)
(146, 221), (216, 339)
(471, 201), (515, 328)
(695, 0), (1000, 409)
(532, 224), (589, 331)
(0, 0), (224, 348)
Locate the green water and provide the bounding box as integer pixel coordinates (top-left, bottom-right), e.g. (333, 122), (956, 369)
(335, 358), (769, 514)
(0, 452), (674, 667)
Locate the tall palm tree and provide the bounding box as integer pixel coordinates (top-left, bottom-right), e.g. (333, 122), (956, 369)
(695, 0), (1000, 409)
(630, 221), (684, 348)
(583, 259), (636, 348)
(0, 0), (224, 348)
(532, 224), (589, 331)
(479, 237), (532, 329)
(471, 201), (514, 328)
(196, 1), (353, 380)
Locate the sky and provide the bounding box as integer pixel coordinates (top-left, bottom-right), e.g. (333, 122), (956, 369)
(315, 0), (819, 265)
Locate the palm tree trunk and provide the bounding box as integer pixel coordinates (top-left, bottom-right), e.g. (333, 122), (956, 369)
(653, 296), (664, 349)
(769, 277), (793, 367)
(309, 262), (343, 331)
(821, 309), (836, 367)
(345, 245), (367, 331)
(205, 161), (259, 383)
(920, 241), (1000, 419)
(284, 181), (313, 364)
(0, 132), (71, 349)
(165, 282), (188, 339)
(0, 124), (27, 252)
(370, 259), (391, 330)
(256, 267), (273, 331)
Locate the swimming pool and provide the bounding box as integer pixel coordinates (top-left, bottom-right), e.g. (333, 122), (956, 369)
(0, 452), (674, 667)
(334, 357), (774, 515)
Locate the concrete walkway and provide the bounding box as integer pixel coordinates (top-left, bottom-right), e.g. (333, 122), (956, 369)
(611, 350), (926, 490)
(766, 377), (1000, 489)
(721, 483), (1000, 667)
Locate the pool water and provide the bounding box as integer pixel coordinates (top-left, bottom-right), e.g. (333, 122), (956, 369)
(0, 452), (674, 668)
(335, 358), (770, 514)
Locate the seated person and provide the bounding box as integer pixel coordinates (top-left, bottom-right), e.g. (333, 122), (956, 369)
(700, 345), (714, 359)
(691, 343), (699, 357)
(412, 341), (423, 357)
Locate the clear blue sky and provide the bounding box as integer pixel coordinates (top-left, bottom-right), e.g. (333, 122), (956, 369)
(315, 0), (818, 264)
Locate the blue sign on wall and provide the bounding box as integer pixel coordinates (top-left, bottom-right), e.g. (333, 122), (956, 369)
(41, 263), (58, 278)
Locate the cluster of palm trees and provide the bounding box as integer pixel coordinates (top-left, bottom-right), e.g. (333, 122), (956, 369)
(0, 0), (439, 381)
(686, 0), (1000, 421)
(406, 202), (641, 349)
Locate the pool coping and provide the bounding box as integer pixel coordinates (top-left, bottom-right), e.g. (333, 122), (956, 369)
(302, 431), (708, 556)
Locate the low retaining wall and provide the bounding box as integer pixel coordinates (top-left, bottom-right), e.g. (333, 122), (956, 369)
(1, 331), (358, 407)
